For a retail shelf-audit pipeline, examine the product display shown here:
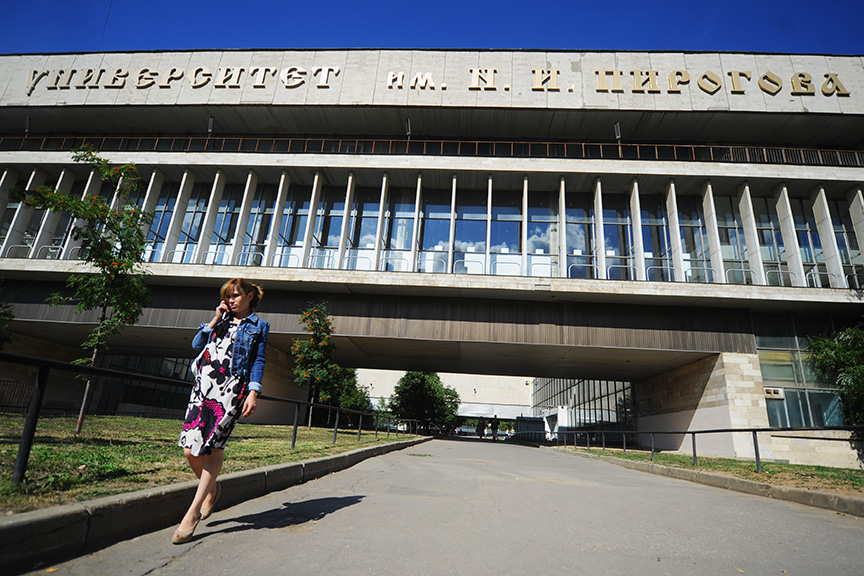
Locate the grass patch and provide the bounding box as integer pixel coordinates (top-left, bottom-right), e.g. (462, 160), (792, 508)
(557, 446), (864, 495)
(1, 413), (416, 514)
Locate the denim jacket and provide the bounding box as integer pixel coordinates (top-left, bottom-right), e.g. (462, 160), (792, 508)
(192, 313), (270, 393)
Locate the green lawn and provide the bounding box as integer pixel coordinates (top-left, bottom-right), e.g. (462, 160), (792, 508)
(555, 445), (864, 495)
(0, 413), (414, 514)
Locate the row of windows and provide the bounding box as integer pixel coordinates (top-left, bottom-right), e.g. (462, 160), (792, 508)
(2, 166), (862, 287)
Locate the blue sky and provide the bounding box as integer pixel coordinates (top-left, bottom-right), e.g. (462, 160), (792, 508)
(1, 0), (862, 55)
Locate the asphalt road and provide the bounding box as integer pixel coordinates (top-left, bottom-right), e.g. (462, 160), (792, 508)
(29, 438), (864, 575)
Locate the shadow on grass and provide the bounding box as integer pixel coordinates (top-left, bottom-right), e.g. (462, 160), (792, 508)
(205, 495), (365, 535)
(0, 435), (171, 447)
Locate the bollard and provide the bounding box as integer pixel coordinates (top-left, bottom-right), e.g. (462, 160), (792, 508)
(691, 433), (698, 467)
(332, 409), (340, 445)
(752, 430), (762, 473)
(13, 366), (50, 484)
(358, 414), (363, 441)
(290, 405), (300, 450)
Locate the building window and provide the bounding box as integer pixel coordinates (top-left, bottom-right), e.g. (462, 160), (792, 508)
(751, 197), (790, 286)
(418, 188), (451, 273)
(789, 198), (828, 287)
(676, 195), (712, 283)
(345, 187), (381, 271)
(527, 189), (558, 277)
(205, 182), (244, 265)
(453, 189), (486, 274)
(714, 196), (750, 284)
(639, 194), (673, 281)
(381, 187), (415, 271)
(565, 192), (595, 279)
(273, 183), (309, 268)
(145, 182), (179, 263)
(828, 198), (864, 288)
(174, 182), (210, 264)
(489, 188), (521, 276)
(754, 313), (844, 427)
(239, 182), (276, 266)
(603, 193), (632, 280)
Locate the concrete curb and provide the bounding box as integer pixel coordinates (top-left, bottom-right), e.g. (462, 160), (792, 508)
(1, 437), (431, 574)
(551, 447), (864, 518)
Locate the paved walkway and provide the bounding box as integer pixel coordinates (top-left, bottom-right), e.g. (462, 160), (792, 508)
(28, 438), (864, 575)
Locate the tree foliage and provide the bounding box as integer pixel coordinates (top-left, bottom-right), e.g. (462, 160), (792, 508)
(11, 145), (153, 362)
(291, 302), (341, 404)
(389, 371), (460, 429)
(808, 322), (864, 426)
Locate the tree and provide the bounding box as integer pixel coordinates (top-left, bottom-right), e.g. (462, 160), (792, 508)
(336, 367), (372, 424)
(291, 302), (340, 421)
(808, 321), (864, 426)
(389, 371), (460, 431)
(12, 146), (153, 433)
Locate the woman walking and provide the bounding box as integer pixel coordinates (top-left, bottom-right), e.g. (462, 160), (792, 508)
(172, 278), (270, 544)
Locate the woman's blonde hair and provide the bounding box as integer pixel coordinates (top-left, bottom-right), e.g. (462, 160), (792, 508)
(220, 278), (263, 311)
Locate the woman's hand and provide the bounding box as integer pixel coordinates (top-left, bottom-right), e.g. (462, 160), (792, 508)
(242, 390), (258, 418)
(207, 301), (231, 329)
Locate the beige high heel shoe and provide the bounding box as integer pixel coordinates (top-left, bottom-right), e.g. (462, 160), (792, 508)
(171, 513), (201, 544)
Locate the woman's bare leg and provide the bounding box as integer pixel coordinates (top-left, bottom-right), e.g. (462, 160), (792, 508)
(176, 448), (224, 533)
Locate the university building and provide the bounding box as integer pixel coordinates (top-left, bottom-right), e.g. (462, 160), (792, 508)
(0, 49), (862, 466)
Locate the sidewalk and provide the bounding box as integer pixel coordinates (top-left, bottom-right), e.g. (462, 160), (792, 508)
(1, 437), (431, 574)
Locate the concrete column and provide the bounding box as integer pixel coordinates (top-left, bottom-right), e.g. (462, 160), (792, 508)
(30, 170), (74, 259)
(738, 183), (766, 286)
(301, 171), (323, 269)
(521, 176), (529, 277)
(593, 178), (606, 280)
(0, 169), (19, 231)
(701, 181), (725, 284)
(811, 186), (845, 288)
(558, 178), (567, 278)
(485, 175), (492, 275)
(139, 169), (164, 262)
(337, 172), (357, 270)
(849, 186), (864, 288)
(629, 179), (646, 281)
(775, 185), (807, 287)
(447, 174), (456, 274)
(229, 170), (258, 266)
(264, 171), (291, 267)
(410, 173), (422, 272)
(193, 171), (225, 264)
(161, 170), (195, 263)
(373, 172), (389, 271)
(666, 180), (685, 282)
(1, 170), (45, 258)
(61, 170), (101, 260)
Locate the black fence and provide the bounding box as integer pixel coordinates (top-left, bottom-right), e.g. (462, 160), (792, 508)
(514, 425), (863, 473)
(0, 351), (420, 485)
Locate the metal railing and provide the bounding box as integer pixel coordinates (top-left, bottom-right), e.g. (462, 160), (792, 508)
(514, 425), (863, 473)
(0, 351), (420, 484)
(3, 134), (864, 168)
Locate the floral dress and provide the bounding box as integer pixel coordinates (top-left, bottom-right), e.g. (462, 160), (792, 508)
(179, 324), (249, 456)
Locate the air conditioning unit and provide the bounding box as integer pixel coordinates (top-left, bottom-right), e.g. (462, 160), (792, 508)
(764, 387), (785, 399)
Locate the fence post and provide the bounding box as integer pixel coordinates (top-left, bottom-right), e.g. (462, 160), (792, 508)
(691, 433), (698, 467)
(651, 433), (655, 461)
(602, 431), (606, 452)
(387, 418), (391, 439)
(752, 430), (762, 473)
(622, 432), (627, 455)
(332, 409), (340, 445)
(358, 414), (363, 441)
(586, 432), (591, 451)
(290, 404), (300, 450)
(13, 366), (50, 484)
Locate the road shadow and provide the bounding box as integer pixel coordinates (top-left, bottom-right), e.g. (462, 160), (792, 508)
(204, 495), (365, 535)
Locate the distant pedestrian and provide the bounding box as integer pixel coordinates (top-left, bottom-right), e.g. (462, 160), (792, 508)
(476, 416), (486, 438)
(173, 278), (269, 544)
(490, 415), (500, 442)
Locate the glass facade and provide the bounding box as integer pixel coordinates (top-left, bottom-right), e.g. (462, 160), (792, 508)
(2, 166), (863, 291)
(754, 313), (845, 427)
